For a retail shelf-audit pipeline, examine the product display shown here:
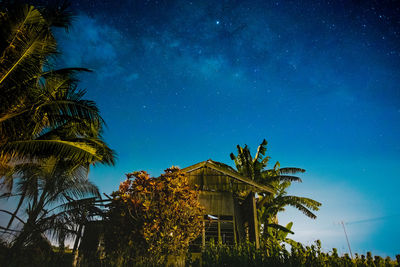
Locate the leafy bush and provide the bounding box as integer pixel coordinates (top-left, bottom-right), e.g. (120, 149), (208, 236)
(102, 167), (204, 266)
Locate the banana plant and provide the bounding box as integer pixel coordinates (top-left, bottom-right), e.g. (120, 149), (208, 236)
(230, 139), (321, 242)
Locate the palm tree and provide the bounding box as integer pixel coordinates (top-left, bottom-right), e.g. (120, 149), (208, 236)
(0, 157), (103, 257)
(0, 3), (115, 173)
(230, 139), (321, 240)
(0, 3), (115, 248)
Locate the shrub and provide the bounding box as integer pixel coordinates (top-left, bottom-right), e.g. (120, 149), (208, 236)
(103, 167), (204, 266)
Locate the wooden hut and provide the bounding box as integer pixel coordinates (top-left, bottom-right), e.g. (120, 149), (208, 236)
(76, 160), (274, 265)
(182, 159), (274, 251)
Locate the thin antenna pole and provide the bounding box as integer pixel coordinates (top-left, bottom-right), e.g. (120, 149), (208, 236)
(341, 221), (353, 259)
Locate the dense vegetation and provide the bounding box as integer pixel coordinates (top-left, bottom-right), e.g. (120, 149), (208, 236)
(230, 139), (321, 240)
(0, 2), (114, 266)
(197, 240), (400, 267)
(94, 168), (204, 266)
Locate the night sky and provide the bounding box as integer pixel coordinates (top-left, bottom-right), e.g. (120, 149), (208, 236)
(13, 0), (400, 257)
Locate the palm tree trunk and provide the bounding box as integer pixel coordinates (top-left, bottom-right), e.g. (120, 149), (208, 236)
(72, 223), (84, 254)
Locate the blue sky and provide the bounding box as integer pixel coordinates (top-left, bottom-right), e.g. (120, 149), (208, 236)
(3, 0), (399, 257)
(54, 0), (400, 257)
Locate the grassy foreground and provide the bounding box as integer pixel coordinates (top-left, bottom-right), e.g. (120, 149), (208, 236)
(1, 239), (399, 266)
(192, 241), (400, 267)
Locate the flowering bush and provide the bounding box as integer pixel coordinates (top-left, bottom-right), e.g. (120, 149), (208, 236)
(103, 167), (204, 266)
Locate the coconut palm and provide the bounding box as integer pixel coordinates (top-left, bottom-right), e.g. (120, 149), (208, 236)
(0, 3), (115, 174)
(0, 157), (103, 253)
(0, 3), (115, 249)
(230, 139), (321, 239)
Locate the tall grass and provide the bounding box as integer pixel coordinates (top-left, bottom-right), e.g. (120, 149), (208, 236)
(192, 240), (400, 267)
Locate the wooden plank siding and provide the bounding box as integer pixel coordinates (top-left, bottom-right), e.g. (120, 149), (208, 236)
(182, 160), (274, 193)
(182, 160), (269, 249)
(198, 191), (234, 215)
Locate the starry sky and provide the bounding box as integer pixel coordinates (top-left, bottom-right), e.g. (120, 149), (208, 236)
(12, 0), (400, 257)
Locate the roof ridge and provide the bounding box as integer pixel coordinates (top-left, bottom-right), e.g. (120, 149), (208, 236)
(181, 160), (274, 193)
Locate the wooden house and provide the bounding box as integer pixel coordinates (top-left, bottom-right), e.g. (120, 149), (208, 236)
(76, 159), (274, 265)
(182, 159), (274, 251)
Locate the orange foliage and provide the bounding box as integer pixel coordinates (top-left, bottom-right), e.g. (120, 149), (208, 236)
(104, 167), (204, 265)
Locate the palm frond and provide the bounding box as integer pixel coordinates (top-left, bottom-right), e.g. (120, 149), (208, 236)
(0, 5), (57, 88)
(1, 139), (103, 164)
(59, 178), (100, 201)
(39, 0), (74, 29)
(0, 209), (25, 224)
(268, 175), (302, 183)
(0, 164), (15, 192)
(5, 191), (27, 230)
(39, 67), (91, 79)
(279, 167), (306, 174)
